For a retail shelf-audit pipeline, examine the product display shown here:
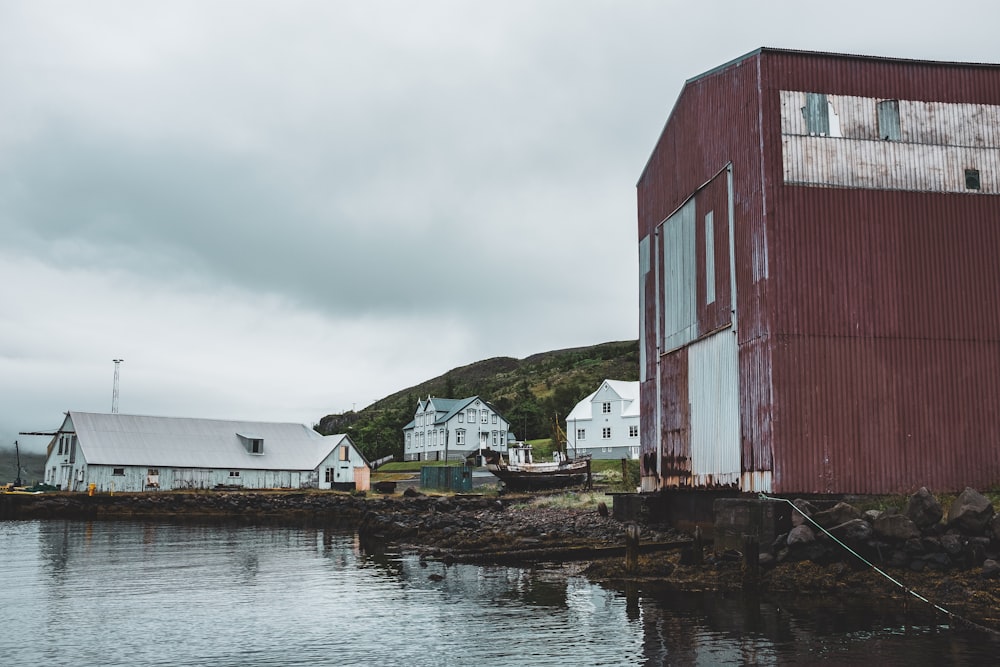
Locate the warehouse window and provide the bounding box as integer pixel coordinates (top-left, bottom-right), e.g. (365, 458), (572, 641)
(112, 467), (125, 476)
(966, 169), (981, 190)
(229, 471), (240, 477)
(877, 99), (901, 141)
(803, 93), (829, 135)
(705, 210), (716, 305)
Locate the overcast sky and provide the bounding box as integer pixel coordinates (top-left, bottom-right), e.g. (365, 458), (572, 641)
(3, 1), (999, 454)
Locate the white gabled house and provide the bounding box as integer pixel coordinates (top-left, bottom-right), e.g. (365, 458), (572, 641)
(402, 396), (511, 462)
(565, 380), (641, 460)
(42, 411), (370, 492)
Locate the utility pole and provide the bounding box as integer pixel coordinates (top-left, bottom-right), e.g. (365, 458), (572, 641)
(112, 359), (124, 413)
(13, 440), (22, 487)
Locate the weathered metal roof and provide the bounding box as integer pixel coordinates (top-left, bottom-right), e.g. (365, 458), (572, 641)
(66, 411), (351, 471)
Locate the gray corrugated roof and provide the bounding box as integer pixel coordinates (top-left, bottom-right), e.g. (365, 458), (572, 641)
(68, 411), (348, 471)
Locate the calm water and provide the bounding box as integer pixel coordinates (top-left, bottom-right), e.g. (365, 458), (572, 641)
(1, 520), (996, 666)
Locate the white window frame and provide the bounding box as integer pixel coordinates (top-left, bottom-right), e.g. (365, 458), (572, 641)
(602, 427), (611, 439)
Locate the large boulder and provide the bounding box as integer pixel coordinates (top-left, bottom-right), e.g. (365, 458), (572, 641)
(790, 499), (817, 527)
(873, 513), (920, 541)
(828, 518), (872, 545)
(811, 502), (861, 529)
(946, 487), (996, 535)
(905, 487), (943, 530)
(786, 524), (816, 546)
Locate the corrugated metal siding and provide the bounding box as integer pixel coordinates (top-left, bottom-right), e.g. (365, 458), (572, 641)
(638, 53), (769, 491)
(688, 330), (740, 487)
(759, 51), (1000, 494)
(696, 170), (734, 336)
(640, 48), (1000, 495)
(767, 184), (1000, 493)
(659, 347), (690, 485)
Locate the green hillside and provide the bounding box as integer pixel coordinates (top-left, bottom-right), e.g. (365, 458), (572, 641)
(316, 339), (639, 462)
(0, 447), (46, 486)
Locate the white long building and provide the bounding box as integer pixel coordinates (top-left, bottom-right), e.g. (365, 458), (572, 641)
(565, 380), (641, 460)
(42, 411), (369, 492)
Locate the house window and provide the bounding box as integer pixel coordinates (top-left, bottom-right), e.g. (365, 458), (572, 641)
(250, 439), (263, 454)
(877, 99), (901, 141)
(966, 169), (981, 190)
(112, 467), (125, 476)
(577, 429), (586, 440)
(492, 414), (498, 424)
(802, 92), (829, 136)
(629, 425), (639, 438)
(481, 411), (489, 424)
(458, 412), (464, 423)
(456, 430), (465, 446)
(339, 445), (349, 461)
(602, 427), (611, 439)
(602, 402), (611, 414)
(467, 409), (476, 422)
(229, 471), (240, 477)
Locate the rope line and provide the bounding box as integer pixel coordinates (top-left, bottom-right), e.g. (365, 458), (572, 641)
(758, 492), (1000, 637)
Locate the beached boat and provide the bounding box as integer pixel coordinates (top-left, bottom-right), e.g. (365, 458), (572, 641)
(483, 444), (591, 491)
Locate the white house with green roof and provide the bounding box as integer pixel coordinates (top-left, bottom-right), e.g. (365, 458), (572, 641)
(565, 380), (641, 460)
(402, 396), (511, 462)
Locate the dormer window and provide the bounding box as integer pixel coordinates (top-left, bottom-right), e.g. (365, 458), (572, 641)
(237, 433), (264, 455)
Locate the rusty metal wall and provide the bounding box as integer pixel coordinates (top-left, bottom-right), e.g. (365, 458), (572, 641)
(639, 48), (1000, 495)
(760, 51), (1000, 493)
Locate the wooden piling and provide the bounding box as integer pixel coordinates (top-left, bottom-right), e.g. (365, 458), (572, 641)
(692, 525), (704, 566)
(742, 534), (759, 590)
(625, 523), (641, 573)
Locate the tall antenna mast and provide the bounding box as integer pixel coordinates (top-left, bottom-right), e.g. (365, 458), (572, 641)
(112, 358), (124, 413)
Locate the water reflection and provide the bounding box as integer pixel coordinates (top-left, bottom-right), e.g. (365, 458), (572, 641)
(2, 520), (996, 666)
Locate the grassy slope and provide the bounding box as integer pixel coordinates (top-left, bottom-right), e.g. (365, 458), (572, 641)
(317, 340), (640, 462)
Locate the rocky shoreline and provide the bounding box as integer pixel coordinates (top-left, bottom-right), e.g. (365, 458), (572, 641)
(4, 486), (1000, 633)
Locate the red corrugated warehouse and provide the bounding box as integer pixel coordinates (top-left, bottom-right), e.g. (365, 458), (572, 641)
(638, 48), (1000, 495)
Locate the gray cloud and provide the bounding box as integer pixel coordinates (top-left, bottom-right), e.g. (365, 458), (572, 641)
(3, 0), (1000, 453)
